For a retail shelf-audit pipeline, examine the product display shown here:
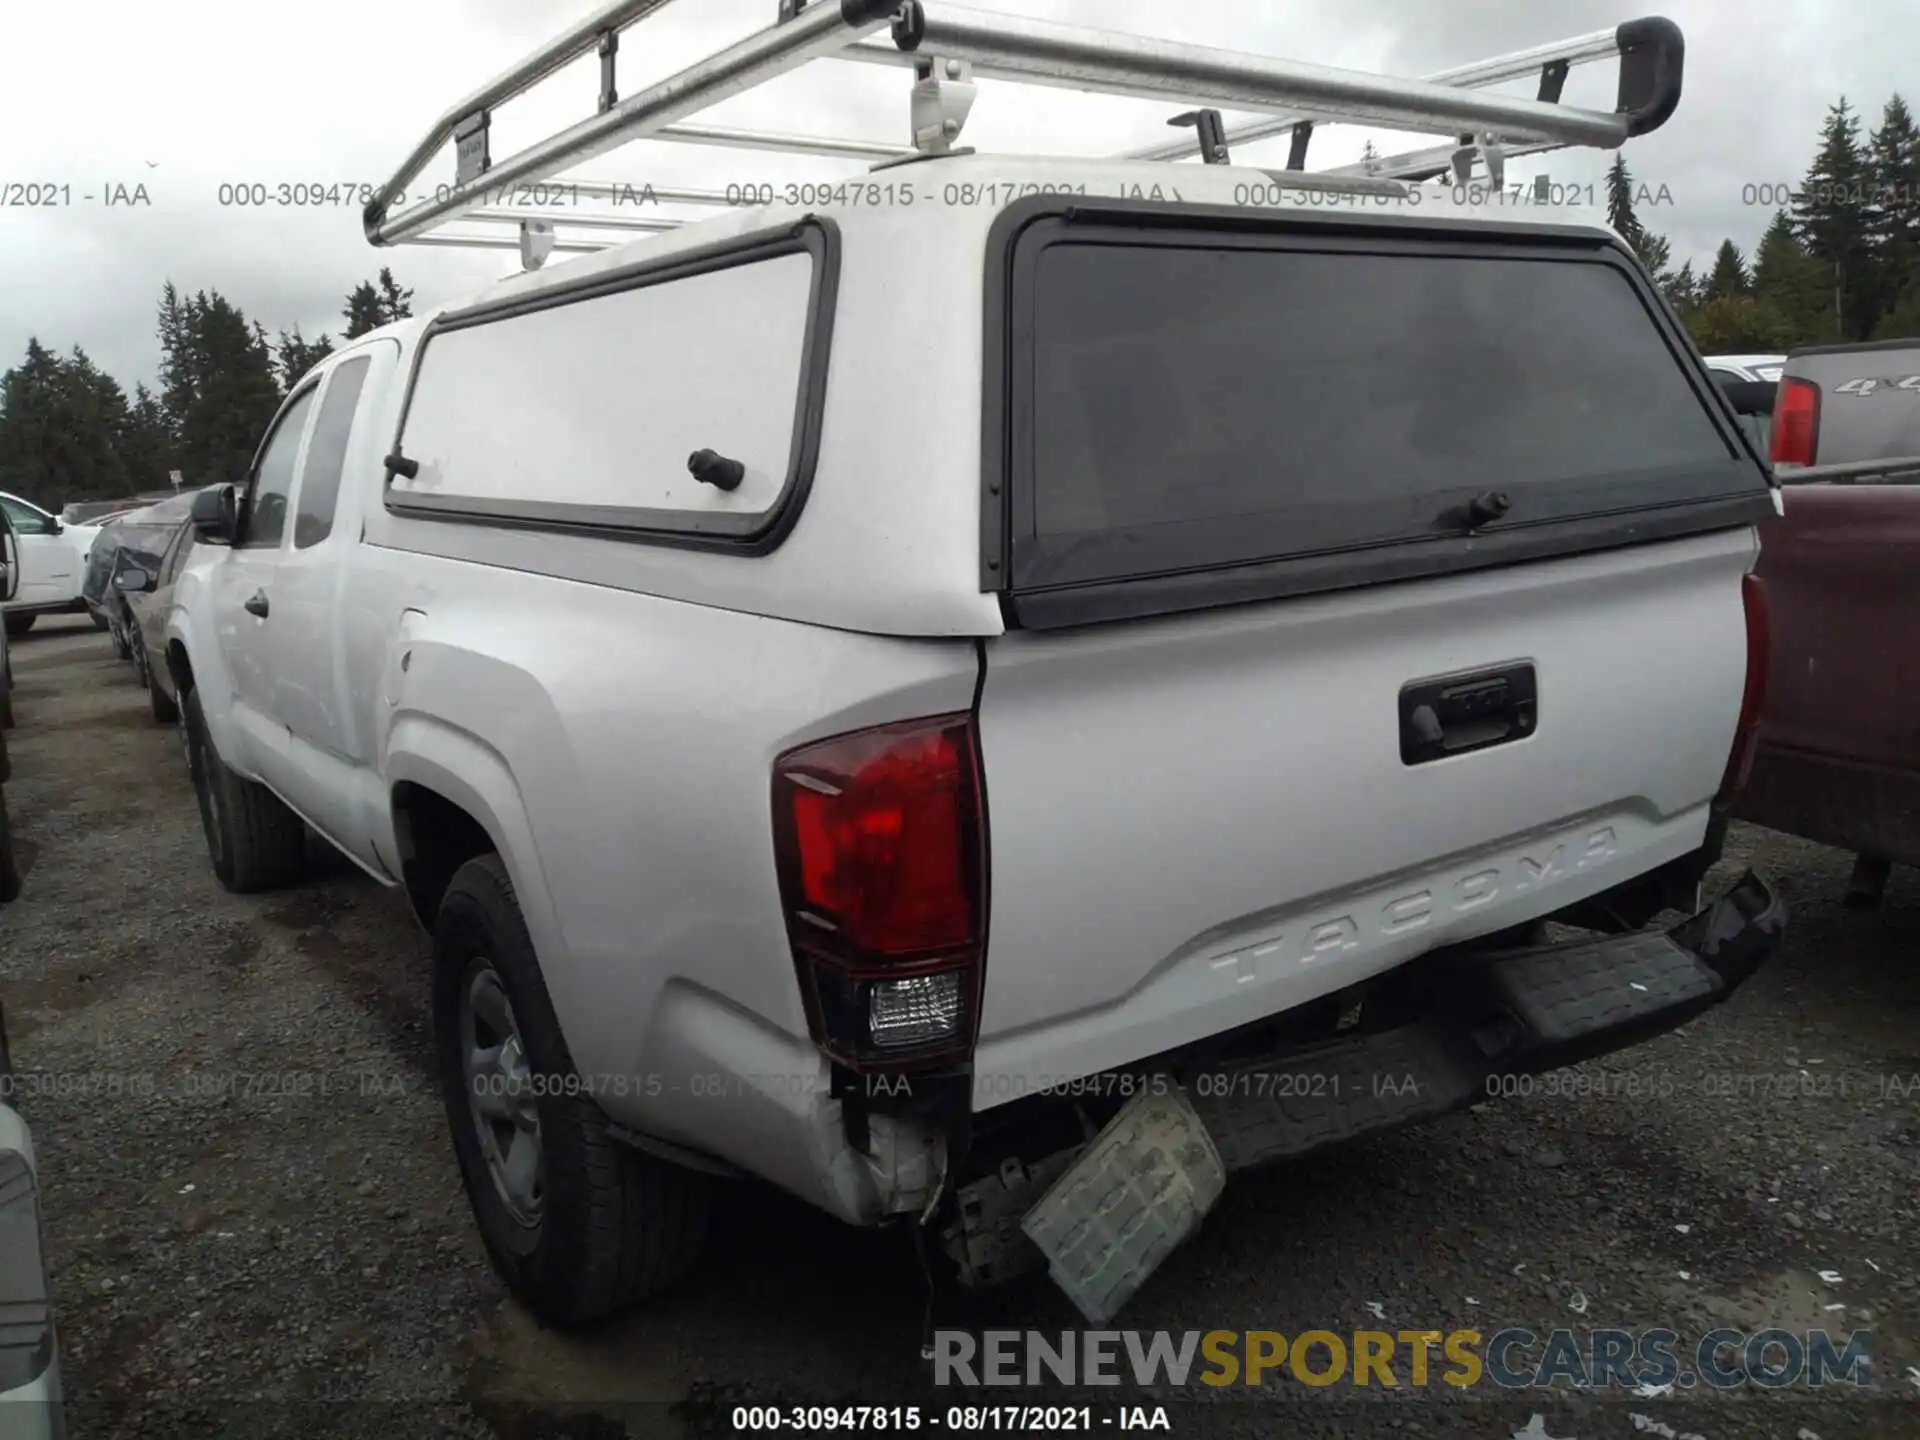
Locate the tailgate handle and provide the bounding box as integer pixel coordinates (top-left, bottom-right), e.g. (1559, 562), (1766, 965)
(1400, 662), (1537, 765)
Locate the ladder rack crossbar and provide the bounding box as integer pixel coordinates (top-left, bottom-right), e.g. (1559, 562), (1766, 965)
(365, 0), (1685, 260)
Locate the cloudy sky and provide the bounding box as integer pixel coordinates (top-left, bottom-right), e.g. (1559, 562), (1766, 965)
(1, 0), (1909, 397)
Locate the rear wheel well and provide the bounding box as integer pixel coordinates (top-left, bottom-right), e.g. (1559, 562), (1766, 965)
(166, 641), (194, 698)
(392, 782), (496, 931)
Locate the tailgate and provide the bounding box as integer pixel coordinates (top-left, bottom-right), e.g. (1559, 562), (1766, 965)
(1788, 343), (1920, 467)
(970, 204), (1773, 1097)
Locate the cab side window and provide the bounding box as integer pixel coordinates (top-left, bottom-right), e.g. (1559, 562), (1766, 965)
(294, 356), (372, 549)
(239, 387), (318, 550)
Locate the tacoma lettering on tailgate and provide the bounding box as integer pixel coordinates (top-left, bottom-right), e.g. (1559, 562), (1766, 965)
(1206, 827), (1618, 983)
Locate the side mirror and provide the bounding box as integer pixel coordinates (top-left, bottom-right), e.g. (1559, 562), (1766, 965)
(115, 567), (155, 594)
(190, 485), (238, 545)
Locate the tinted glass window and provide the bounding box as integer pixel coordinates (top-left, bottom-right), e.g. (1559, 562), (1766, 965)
(1018, 238), (1763, 590)
(0, 497), (57, 535)
(241, 387), (317, 550)
(295, 356), (371, 549)
(159, 524), (195, 585)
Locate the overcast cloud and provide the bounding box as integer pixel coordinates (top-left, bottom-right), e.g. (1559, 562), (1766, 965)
(2, 0), (1913, 396)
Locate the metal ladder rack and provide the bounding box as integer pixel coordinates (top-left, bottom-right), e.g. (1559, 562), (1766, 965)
(365, 0), (1684, 268)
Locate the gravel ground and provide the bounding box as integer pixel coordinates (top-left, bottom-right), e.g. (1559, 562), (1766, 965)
(1, 613), (1915, 1440)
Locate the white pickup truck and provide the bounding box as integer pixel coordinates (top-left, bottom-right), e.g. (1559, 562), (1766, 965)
(161, 2), (1787, 1326)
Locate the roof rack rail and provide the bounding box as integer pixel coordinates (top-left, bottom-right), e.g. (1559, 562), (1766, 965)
(365, 0), (1684, 266)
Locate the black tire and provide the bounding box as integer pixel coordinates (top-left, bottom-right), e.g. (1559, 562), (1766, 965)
(148, 673), (180, 725)
(182, 686), (306, 893)
(433, 853), (709, 1326)
(0, 788), (21, 904)
(90, 611), (110, 633)
(127, 622), (151, 689)
(112, 613), (134, 662)
(3, 614), (34, 637)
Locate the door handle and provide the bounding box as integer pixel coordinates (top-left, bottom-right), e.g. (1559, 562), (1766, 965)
(1400, 662), (1537, 765)
(244, 590), (270, 618)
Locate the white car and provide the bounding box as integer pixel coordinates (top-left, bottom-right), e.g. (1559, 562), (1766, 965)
(0, 492), (104, 637)
(1702, 353), (1787, 385)
(163, 3), (1787, 1327)
(0, 1002), (62, 1437)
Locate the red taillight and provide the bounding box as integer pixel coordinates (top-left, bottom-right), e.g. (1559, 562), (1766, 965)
(773, 714), (986, 1070)
(1770, 378), (1819, 467)
(1718, 574), (1770, 799)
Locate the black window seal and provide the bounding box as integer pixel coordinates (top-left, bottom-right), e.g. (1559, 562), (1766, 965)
(235, 378), (324, 551)
(293, 351), (382, 551)
(979, 194), (1775, 628)
(383, 216), (841, 557)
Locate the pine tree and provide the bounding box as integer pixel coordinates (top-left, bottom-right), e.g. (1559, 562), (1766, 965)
(1792, 98), (1876, 339)
(276, 325), (335, 390)
(176, 291), (285, 487)
(124, 383), (173, 492)
(1753, 209), (1831, 345)
(1705, 240), (1750, 301)
(1605, 154), (1645, 248)
(0, 341), (133, 508)
(375, 267), (414, 323)
(1866, 95), (1920, 336)
(156, 281), (193, 444)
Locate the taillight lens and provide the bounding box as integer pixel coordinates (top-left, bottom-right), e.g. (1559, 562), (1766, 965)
(1718, 574), (1770, 799)
(772, 714), (987, 1071)
(1770, 378), (1819, 467)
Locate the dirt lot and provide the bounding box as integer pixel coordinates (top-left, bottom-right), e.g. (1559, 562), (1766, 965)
(2, 613), (1917, 1439)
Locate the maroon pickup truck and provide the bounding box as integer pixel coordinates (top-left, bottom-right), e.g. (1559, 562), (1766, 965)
(1727, 339), (1920, 906)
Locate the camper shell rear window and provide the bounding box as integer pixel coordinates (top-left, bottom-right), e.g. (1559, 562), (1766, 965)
(984, 200), (1776, 628)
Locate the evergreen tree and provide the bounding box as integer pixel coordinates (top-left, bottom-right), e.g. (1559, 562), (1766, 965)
(1872, 282), (1920, 340)
(0, 341), (132, 508)
(276, 325), (335, 391)
(175, 291), (285, 487)
(1866, 95), (1920, 335)
(1660, 256), (1697, 311)
(1705, 240), (1750, 301)
(376, 267), (414, 324)
(1604, 154), (1646, 248)
(1753, 209), (1831, 344)
(123, 383), (173, 492)
(1792, 98), (1876, 339)
(343, 266), (414, 339)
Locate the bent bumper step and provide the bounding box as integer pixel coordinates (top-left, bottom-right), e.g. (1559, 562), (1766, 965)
(1014, 869), (1786, 1322)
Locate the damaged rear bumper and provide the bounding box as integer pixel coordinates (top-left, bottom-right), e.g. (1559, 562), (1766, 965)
(954, 870), (1787, 1320)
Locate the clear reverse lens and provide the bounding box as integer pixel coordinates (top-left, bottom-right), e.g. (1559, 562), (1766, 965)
(868, 972), (963, 1050)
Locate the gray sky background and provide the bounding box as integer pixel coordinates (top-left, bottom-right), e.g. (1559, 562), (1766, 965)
(2, 0), (1912, 397)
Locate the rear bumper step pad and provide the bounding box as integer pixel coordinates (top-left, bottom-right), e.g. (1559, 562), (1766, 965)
(1189, 868), (1785, 1176)
(1015, 870), (1785, 1321)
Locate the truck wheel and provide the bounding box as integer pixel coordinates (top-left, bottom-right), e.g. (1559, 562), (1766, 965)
(118, 610), (139, 666)
(433, 853), (709, 1326)
(0, 788), (21, 904)
(182, 686), (306, 893)
(148, 674), (180, 725)
(3, 614), (34, 638)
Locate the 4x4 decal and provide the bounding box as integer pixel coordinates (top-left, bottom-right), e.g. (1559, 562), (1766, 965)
(1832, 374), (1920, 395)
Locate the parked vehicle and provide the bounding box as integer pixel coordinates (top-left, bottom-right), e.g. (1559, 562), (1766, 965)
(0, 510), (15, 732)
(123, 496), (209, 724)
(86, 497), (199, 668)
(60, 497), (148, 527)
(1702, 353), (1787, 386)
(165, 4), (1787, 1325)
(0, 1002), (64, 1435)
(1732, 337), (1920, 905)
(0, 492), (107, 636)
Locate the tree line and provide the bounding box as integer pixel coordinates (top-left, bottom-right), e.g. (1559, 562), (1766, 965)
(1610, 93), (1920, 352)
(0, 270), (413, 512)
